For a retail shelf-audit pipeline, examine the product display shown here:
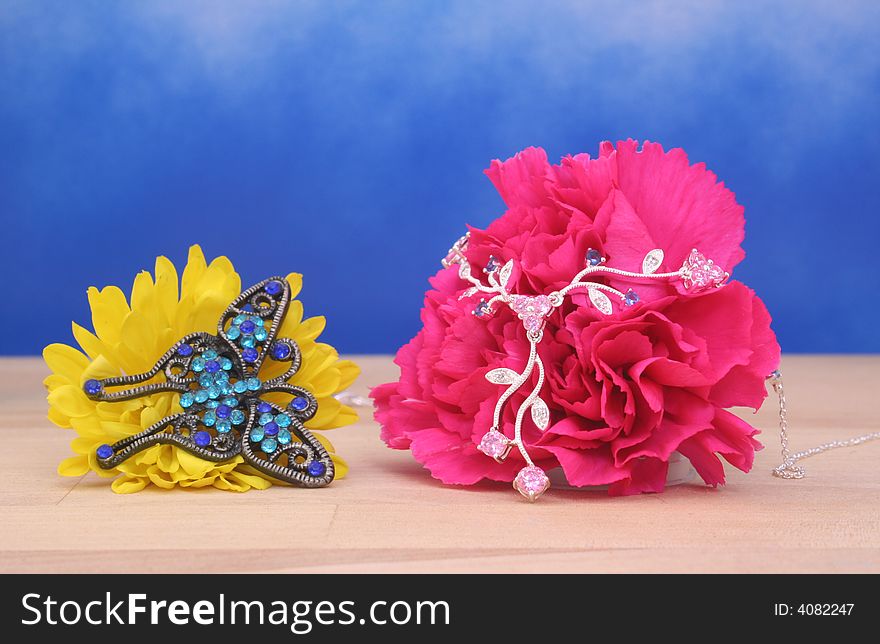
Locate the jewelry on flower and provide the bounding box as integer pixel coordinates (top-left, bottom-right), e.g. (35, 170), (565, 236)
(82, 277), (334, 488)
(447, 233), (880, 501)
(443, 232), (728, 501)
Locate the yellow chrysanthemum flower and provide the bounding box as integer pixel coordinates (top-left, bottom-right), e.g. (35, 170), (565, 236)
(43, 245), (360, 493)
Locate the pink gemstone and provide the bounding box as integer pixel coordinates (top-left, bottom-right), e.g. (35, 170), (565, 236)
(523, 315), (542, 331)
(683, 248), (727, 291)
(511, 295), (552, 331)
(513, 466), (550, 501)
(478, 429), (510, 460)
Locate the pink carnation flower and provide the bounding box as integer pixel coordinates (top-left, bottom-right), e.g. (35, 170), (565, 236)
(372, 140), (780, 495)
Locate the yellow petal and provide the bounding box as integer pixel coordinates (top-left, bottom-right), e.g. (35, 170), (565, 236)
(81, 355), (120, 382)
(43, 374), (70, 391)
(227, 469), (273, 489)
(336, 360), (361, 392)
(146, 466), (176, 489)
(212, 476), (249, 492)
(279, 300), (304, 333)
(47, 406), (71, 428)
(176, 450), (214, 477)
(180, 245), (208, 301)
(111, 475), (149, 494)
(131, 271), (164, 331)
(154, 255), (179, 326)
(88, 285), (130, 345)
(43, 343), (89, 382)
(121, 311), (159, 372)
(48, 384), (94, 418)
(331, 453), (349, 479)
(71, 322), (110, 362)
(98, 420), (143, 440)
(294, 316), (326, 344)
(70, 414), (103, 436)
(156, 445), (179, 473)
(285, 273), (303, 299)
(207, 254), (235, 277)
(306, 397), (359, 429)
(185, 290), (229, 334)
(308, 368), (342, 398)
(180, 475), (219, 488)
(58, 455), (89, 477)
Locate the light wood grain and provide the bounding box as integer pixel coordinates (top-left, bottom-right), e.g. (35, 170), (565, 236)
(0, 356), (878, 573)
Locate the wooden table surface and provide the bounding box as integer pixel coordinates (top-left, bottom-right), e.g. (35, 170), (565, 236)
(1, 355), (878, 573)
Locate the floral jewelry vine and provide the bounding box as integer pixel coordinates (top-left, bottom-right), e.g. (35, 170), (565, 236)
(443, 232), (728, 501)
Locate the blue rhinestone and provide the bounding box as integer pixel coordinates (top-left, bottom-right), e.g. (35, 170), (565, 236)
(242, 347), (259, 363)
(251, 316), (264, 327)
(290, 396), (309, 412)
(261, 438), (278, 453)
(239, 320), (255, 335)
(194, 389), (209, 403)
(234, 314), (247, 324)
(226, 325), (241, 340)
(586, 248), (602, 266)
(177, 343), (193, 357)
(205, 400), (220, 409)
(257, 402), (272, 414)
(246, 377), (261, 391)
(216, 404), (231, 419)
(207, 386), (221, 399)
(192, 357), (206, 372)
(307, 461), (326, 477)
(240, 335), (256, 349)
(216, 419), (232, 434)
(624, 289), (640, 306)
(193, 430), (211, 447)
(473, 300), (491, 317)
(272, 343), (291, 360)
(277, 429), (292, 445)
(83, 379), (102, 395)
(264, 421), (279, 436)
(218, 382), (232, 395)
(199, 374), (213, 387)
(205, 360), (220, 373)
(221, 396), (238, 407)
(264, 280), (283, 295)
(179, 392), (195, 408)
(202, 349), (218, 360)
(231, 409), (246, 425)
(275, 413), (291, 428)
(213, 370), (229, 383)
(202, 411), (216, 427)
(259, 412), (274, 426)
(96, 444), (113, 459)
(220, 357), (233, 371)
(233, 380), (248, 394)
(254, 327), (268, 342)
(251, 427), (265, 442)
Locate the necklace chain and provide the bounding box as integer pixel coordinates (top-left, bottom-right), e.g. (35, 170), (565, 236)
(769, 370), (880, 479)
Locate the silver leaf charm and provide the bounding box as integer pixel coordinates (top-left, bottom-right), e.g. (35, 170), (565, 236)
(642, 249), (664, 274)
(458, 261), (471, 280)
(531, 397), (550, 431)
(485, 368), (518, 385)
(498, 259), (514, 289)
(458, 287), (478, 300)
(588, 288), (613, 315)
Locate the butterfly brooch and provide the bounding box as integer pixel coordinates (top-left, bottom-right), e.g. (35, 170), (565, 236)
(82, 277), (334, 488)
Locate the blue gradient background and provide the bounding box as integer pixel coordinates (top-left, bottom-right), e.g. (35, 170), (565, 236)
(2, 1), (879, 354)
